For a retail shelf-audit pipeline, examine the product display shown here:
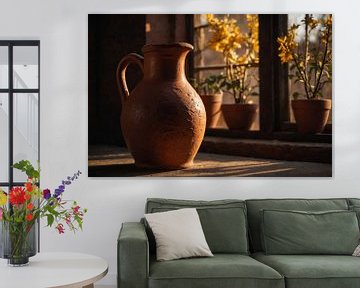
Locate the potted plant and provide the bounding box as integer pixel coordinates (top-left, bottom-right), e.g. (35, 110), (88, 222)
(207, 14), (259, 130)
(195, 74), (225, 128)
(278, 14), (332, 134)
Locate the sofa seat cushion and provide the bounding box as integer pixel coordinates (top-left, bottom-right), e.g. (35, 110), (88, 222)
(149, 254), (284, 288)
(252, 252), (360, 288)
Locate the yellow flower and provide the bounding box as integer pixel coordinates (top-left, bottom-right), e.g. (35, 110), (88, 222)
(206, 14), (260, 103)
(277, 27), (298, 64)
(246, 14), (259, 60)
(207, 14), (259, 66)
(0, 189), (7, 206)
(207, 14), (244, 57)
(306, 15), (319, 30)
(206, 14), (214, 23)
(328, 15), (332, 26)
(323, 14), (332, 26)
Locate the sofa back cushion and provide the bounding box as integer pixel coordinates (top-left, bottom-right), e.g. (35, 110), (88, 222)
(348, 198), (360, 207)
(145, 198), (249, 254)
(246, 198), (349, 252)
(350, 206), (360, 227)
(347, 199), (360, 228)
(261, 209), (360, 255)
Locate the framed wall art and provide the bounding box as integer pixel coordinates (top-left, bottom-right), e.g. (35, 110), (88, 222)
(88, 14), (332, 177)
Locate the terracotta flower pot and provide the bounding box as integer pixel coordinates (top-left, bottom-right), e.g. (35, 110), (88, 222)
(291, 99), (332, 134)
(222, 103), (258, 131)
(200, 93), (223, 128)
(116, 43), (206, 169)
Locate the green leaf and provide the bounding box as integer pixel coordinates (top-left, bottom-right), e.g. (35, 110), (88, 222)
(12, 160), (40, 180)
(46, 205), (60, 217)
(47, 214), (55, 227)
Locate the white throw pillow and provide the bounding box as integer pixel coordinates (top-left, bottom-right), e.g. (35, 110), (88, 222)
(353, 244), (360, 256)
(145, 208), (213, 261)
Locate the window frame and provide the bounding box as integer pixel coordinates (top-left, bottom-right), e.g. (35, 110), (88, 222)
(0, 40), (40, 189)
(191, 14), (332, 143)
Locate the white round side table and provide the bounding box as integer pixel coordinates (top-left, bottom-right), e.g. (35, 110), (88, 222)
(0, 252), (108, 288)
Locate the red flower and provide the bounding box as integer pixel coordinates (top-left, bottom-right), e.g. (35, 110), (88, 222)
(56, 223), (65, 234)
(25, 182), (33, 192)
(9, 187), (26, 205)
(24, 193), (31, 200)
(26, 214), (33, 221)
(26, 203), (34, 210)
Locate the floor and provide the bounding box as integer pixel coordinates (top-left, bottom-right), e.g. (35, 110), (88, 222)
(88, 146), (332, 177)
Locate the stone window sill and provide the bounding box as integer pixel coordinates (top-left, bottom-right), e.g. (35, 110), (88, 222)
(89, 141), (331, 177)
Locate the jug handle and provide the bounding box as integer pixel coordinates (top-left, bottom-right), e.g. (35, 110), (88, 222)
(116, 53), (144, 104)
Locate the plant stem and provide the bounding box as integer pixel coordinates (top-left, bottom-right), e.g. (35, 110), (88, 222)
(313, 21), (331, 98)
(291, 51), (310, 99)
(228, 61), (237, 103)
(303, 14), (312, 98)
(240, 67), (247, 104)
(313, 25), (322, 93)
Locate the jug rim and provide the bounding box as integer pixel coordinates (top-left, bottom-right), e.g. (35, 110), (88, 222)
(142, 42), (193, 53)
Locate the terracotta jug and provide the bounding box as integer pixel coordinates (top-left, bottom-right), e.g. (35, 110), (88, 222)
(116, 43), (206, 169)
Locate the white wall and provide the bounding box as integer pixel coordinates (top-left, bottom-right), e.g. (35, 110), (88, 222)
(1, 0), (360, 286)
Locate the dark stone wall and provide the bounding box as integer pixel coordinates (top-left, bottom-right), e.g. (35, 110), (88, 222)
(88, 14), (146, 146)
(88, 14), (194, 147)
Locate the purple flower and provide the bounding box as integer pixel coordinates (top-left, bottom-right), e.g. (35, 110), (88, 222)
(53, 171), (82, 199)
(43, 189), (51, 200)
(54, 189), (63, 199)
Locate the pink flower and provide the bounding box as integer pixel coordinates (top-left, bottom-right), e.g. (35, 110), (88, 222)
(72, 205), (80, 215)
(65, 214), (71, 225)
(0, 208), (3, 220)
(56, 223), (65, 234)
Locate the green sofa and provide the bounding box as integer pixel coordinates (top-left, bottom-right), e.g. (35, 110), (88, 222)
(118, 198), (360, 288)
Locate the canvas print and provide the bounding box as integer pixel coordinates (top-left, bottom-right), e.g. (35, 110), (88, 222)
(88, 14), (332, 177)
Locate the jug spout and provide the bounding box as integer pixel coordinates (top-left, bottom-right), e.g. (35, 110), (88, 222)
(142, 42), (193, 81)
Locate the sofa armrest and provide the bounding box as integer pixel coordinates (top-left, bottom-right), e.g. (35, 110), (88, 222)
(118, 222), (149, 288)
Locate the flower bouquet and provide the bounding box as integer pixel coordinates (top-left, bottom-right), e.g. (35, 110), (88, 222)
(0, 160), (87, 266)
